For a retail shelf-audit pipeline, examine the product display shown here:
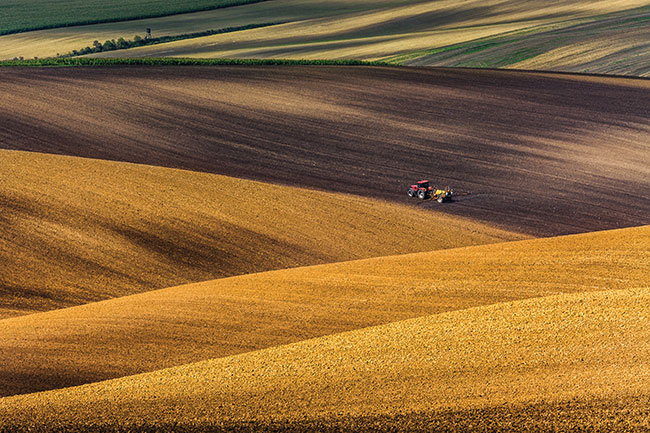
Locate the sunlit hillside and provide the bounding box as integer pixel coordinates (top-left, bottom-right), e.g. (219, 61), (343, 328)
(1, 225), (646, 397)
(0, 150), (519, 318)
(1, 0), (649, 427)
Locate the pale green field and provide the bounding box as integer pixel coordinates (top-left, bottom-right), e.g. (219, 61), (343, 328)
(400, 6), (650, 77)
(0, 0), (264, 35)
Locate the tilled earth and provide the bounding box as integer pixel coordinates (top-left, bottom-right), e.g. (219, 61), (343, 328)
(1, 66), (649, 236)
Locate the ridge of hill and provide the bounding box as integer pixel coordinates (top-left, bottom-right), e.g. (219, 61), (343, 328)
(3, 286), (650, 431)
(0, 224), (647, 397)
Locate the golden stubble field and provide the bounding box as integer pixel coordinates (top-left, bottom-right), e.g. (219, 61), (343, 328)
(0, 150), (521, 318)
(2, 285), (649, 432)
(0, 58), (648, 431)
(0, 224), (647, 398)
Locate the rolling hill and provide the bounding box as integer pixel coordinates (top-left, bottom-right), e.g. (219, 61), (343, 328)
(1, 0), (649, 429)
(2, 286), (649, 431)
(1, 224), (647, 397)
(1, 150), (518, 318)
(2, 66), (649, 236)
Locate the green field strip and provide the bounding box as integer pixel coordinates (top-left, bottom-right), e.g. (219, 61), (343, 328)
(0, 0), (268, 36)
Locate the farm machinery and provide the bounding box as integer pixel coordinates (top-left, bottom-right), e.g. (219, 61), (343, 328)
(407, 180), (454, 203)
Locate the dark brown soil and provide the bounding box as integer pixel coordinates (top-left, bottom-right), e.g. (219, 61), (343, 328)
(1, 66), (648, 236)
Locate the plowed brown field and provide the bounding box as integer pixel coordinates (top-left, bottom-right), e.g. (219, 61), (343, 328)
(1, 225), (647, 397)
(3, 286), (650, 432)
(1, 66), (649, 236)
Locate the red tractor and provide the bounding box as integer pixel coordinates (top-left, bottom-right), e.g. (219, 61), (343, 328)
(408, 180), (433, 199)
(408, 180), (454, 202)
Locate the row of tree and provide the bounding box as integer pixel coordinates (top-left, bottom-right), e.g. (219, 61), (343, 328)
(68, 36), (148, 56)
(61, 22), (282, 58)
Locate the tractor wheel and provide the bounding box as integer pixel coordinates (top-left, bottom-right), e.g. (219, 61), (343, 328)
(408, 189), (415, 197)
(437, 196), (444, 203)
(418, 190), (427, 200)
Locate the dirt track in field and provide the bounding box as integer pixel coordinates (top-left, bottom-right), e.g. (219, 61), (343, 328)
(1, 66), (649, 236)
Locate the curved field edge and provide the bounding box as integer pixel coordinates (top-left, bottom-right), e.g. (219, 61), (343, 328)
(0, 224), (647, 396)
(0, 0), (267, 36)
(2, 287), (649, 431)
(0, 150), (519, 318)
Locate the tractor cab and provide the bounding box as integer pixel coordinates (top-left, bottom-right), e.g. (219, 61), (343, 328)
(408, 180), (433, 199)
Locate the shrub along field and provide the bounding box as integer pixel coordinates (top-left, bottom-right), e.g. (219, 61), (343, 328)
(0, 57), (389, 67)
(0, 0), (266, 35)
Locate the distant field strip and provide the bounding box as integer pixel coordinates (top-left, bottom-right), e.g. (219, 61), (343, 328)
(0, 225), (646, 396)
(0, 0), (428, 60)
(0, 150), (518, 319)
(0, 57), (389, 67)
(59, 22), (284, 58)
(2, 0), (650, 65)
(3, 285), (650, 431)
(0, 0), (267, 35)
(86, 0), (650, 62)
